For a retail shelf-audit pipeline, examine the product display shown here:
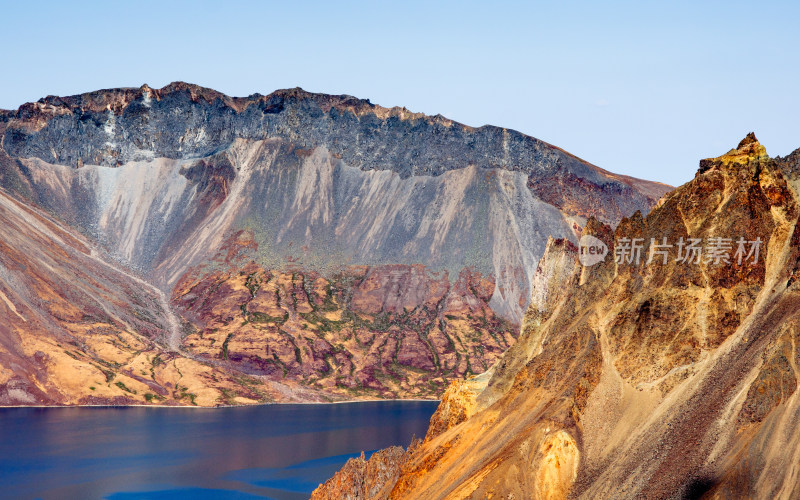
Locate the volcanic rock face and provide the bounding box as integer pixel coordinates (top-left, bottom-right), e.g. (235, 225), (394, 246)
(0, 83), (667, 404)
(314, 136), (800, 498)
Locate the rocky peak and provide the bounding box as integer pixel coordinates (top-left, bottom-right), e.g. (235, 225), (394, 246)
(776, 146), (800, 186)
(738, 131), (759, 148)
(698, 132), (770, 174)
(725, 131), (769, 161)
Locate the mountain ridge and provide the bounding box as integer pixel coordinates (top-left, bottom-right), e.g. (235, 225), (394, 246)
(0, 83), (669, 404)
(0, 81), (669, 197)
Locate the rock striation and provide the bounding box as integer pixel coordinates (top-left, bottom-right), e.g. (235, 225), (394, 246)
(173, 252), (516, 399)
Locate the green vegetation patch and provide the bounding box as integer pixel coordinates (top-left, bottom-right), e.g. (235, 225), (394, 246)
(115, 381), (137, 394)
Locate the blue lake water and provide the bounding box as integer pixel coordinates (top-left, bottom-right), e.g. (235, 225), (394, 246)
(0, 401), (438, 499)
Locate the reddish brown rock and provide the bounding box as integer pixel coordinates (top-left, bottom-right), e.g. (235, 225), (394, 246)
(173, 257), (518, 399)
(311, 446), (411, 500)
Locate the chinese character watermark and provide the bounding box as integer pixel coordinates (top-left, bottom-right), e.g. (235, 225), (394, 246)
(608, 236), (761, 267)
(577, 235), (762, 268)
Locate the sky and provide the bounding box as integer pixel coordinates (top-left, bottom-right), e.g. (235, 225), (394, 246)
(1, 0), (798, 187)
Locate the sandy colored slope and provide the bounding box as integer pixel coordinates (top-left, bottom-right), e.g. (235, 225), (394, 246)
(0, 187), (338, 406)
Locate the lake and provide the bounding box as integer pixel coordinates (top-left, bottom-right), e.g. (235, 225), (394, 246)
(0, 401), (438, 499)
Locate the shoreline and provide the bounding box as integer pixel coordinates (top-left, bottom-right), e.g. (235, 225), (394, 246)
(0, 398), (440, 409)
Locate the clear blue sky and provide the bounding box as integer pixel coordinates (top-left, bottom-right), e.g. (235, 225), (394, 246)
(2, 0), (798, 186)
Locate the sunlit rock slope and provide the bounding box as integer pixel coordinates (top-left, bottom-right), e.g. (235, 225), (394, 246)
(314, 135), (800, 498)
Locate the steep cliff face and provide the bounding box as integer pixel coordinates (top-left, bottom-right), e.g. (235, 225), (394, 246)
(0, 83), (667, 404)
(0, 83), (668, 322)
(315, 135), (800, 498)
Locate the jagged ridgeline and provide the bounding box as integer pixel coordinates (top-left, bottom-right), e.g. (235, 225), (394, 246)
(313, 135), (800, 499)
(0, 83), (667, 405)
